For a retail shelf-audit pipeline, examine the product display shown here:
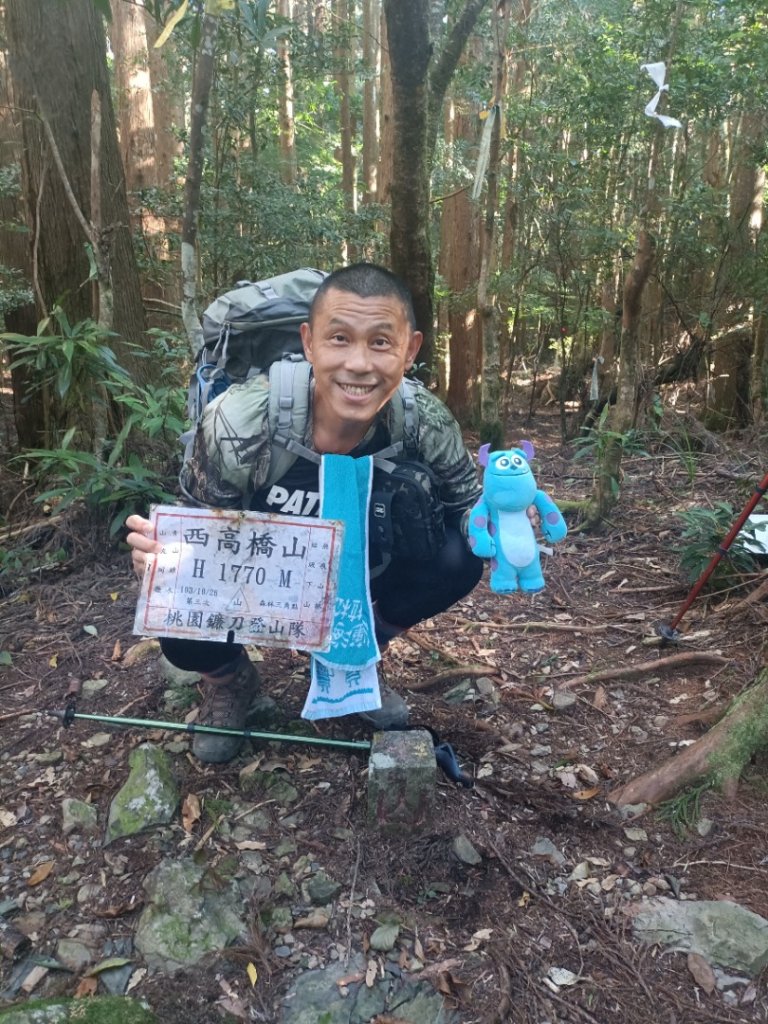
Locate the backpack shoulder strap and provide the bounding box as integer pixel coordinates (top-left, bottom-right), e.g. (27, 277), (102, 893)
(266, 356), (318, 487)
(387, 376), (421, 457)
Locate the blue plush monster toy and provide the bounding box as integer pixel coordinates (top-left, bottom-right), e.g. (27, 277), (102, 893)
(467, 441), (567, 593)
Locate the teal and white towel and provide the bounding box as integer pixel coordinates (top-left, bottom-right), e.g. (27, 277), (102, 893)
(301, 454), (382, 720)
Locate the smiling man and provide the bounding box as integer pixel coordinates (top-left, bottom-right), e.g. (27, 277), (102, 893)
(127, 263), (483, 763)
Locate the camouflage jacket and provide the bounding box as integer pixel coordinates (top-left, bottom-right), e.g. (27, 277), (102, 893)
(179, 374), (481, 526)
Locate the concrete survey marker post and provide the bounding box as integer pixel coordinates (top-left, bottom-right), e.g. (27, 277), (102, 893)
(368, 729), (436, 832)
(133, 504), (343, 652)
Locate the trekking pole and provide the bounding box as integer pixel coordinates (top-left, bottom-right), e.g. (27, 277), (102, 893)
(656, 468), (768, 643)
(47, 709), (372, 752)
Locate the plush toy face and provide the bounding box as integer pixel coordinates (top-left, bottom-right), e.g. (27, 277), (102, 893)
(483, 448), (537, 510)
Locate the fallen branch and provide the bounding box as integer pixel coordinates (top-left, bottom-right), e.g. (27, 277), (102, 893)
(404, 664), (501, 692)
(0, 709), (34, 723)
(553, 651), (729, 691)
(458, 617), (607, 634)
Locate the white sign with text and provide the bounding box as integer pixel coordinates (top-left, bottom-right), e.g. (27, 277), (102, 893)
(133, 505), (343, 651)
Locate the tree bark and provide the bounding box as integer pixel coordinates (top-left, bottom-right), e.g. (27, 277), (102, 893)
(277, 0), (298, 189)
(710, 108), (765, 428)
(441, 178), (481, 422)
(0, 41), (40, 449)
(382, 0), (433, 360)
(181, 11), (218, 355)
(333, 0), (356, 260)
(377, 8), (393, 208)
(361, 0), (380, 203)
(477, 2), (509, 445)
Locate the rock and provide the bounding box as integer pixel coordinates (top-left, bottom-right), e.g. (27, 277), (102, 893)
(616, 803), (649, 819)
(248, 694), (286, 731)
(134, 858), (245, 972)
(696, 817), (714, 836)
(306, 871), (342, 905)
(31, 751), (63, 766)
(81, 733), (112, 749)
(61, 798), (98, 837)
(452, 834), (482, 866)
(157, 655), (200, 688)
(623, 827), (648, 842)
(268, 907), (293, 933)
(475, 676), (501, 705)
(279, 953), (459, 1024)
(551, 691), (577, 710)
(631, 898), (768, 975)
(0, 997), (157, 1022)
(274, 873), (297, 898)
(532, 837), (566, 866)
(442, 680), (474, 705)
(98, 938), (134, 996)
(77, 884), (104, 906)
(81, 678), (109, 698)
(239, 768), (299, 805)
(367, 729), (435, 833)
(55, 938), (94, 972)
(105, 744), (179, 845)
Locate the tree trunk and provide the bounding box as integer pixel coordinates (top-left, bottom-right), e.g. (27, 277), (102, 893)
(110, 0), (178, 315)
(441, 179), (481, 422)
(361, 0), (380, 203)
(477, 2), (509, 446)
(609, 671), (768, 807)
(709, 109), (765, 429)
(333, 0), (356, 260)
(111, 0), (157, 197)
(5, 0), (149, 446)
(377, 8), (394, 208)
(277, 0), (298, 189)
(181, 11), (218, 356)
(0, 41), (40, 449)
(383, 0), (433, 363)
(6, 0), (146, 350)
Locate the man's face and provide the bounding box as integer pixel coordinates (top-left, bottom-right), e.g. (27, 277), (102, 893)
(300, 287), (422, 443)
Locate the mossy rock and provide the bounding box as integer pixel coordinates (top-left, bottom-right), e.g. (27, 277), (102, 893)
(0, 996), (157, 1023)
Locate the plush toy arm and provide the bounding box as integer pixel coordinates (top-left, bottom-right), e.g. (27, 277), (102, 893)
(466, 498), (496, 559)
(533, 490), (567, 544)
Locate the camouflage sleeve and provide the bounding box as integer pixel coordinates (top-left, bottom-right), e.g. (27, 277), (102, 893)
(178, 377), (272, 508)
(414, 389), (481, 526)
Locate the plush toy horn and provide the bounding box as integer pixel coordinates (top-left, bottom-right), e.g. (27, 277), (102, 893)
(519, 440), (535, 461)
(478, 443), (491, 467)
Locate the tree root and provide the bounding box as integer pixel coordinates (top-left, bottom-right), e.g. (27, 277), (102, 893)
(555, 651), (728, 691)
(609, 671), (768, 807)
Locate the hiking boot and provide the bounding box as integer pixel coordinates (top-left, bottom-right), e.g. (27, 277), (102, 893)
(357, 681), (410, 730)
(193, 656), (261, 764)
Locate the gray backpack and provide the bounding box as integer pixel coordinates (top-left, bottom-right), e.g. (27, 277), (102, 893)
(182, 267), (421, 489)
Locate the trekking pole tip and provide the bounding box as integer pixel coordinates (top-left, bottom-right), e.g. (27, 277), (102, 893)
(654, 622), (680, 644)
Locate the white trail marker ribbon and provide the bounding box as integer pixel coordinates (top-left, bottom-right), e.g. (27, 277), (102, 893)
(641, 61), (682, 129)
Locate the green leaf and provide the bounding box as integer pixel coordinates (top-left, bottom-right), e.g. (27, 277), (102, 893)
(0, 651), (13, 667)
(86, 956), (134, 976)
(83, 625), (99, 637)
(369, 923), (400, 951)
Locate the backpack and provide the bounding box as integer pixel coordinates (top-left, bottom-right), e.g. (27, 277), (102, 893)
(182, 267), (422, 490)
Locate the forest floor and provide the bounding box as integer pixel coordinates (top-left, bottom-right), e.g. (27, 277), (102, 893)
(2, 402), (768, 1023)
